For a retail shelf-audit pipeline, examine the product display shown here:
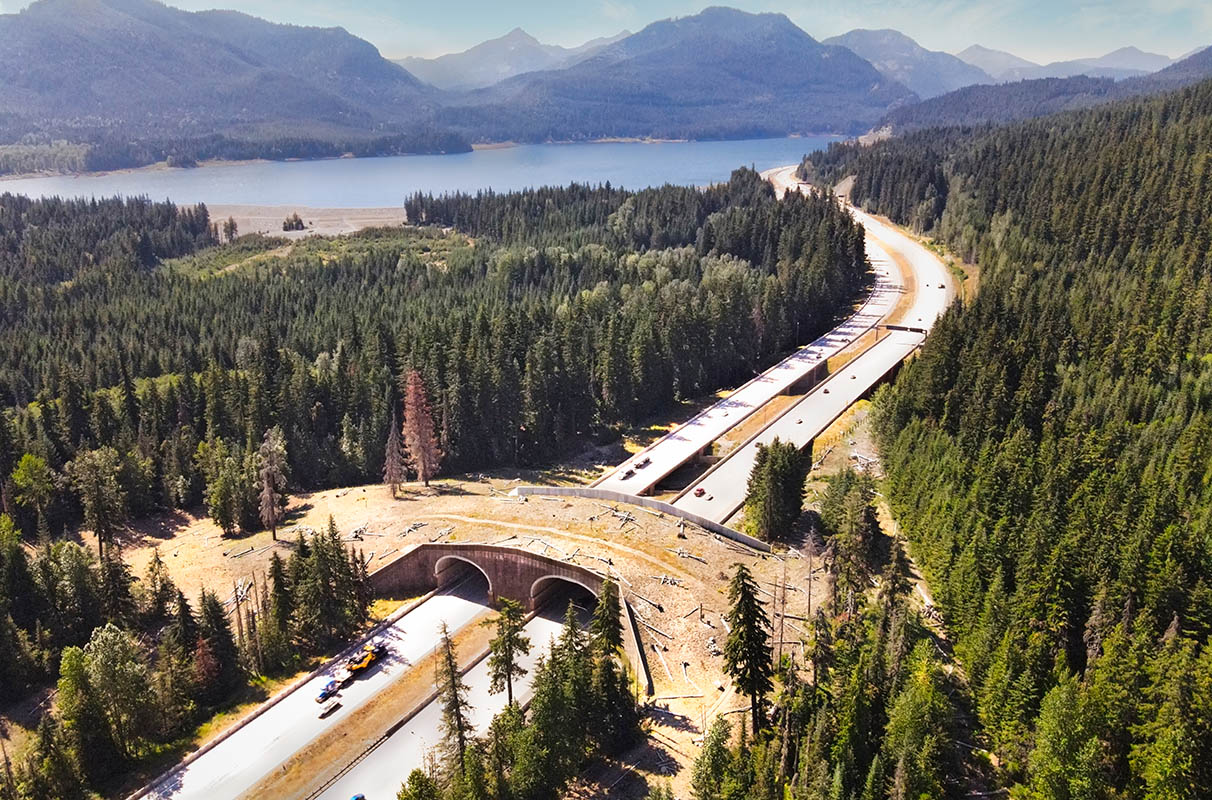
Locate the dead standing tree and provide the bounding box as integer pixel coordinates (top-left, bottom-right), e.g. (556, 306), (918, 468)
(403, 369), (442, 487)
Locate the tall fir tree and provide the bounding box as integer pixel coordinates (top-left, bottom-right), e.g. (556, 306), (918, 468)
(436, 622), (473, 774)
(724, 563), (774, 734)
(256, 426), (289, 540)
(486, 598), (530, 705)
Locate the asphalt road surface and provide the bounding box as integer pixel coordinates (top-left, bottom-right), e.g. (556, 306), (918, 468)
(593, 245), (903, 497)
(319, 596), (591, 800)
(139, 580), (493, 800)
(672, 329), (925, 522)
(672, 179), (957, 524)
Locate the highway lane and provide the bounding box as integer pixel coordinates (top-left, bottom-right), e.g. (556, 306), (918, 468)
(139, 580), (493, 800)
(593, 246), (904, 497)
(672, 329), (924, 522)
(319, 597), (589, 800)
(672, 170), (957, 524)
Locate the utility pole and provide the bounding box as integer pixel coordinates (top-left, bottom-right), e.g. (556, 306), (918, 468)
(777, 557), (788, 663)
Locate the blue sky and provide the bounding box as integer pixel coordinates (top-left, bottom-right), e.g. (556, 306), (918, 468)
(3, 0), (1210, 62)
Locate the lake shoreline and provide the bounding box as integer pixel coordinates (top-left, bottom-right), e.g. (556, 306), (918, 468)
(0, 134), (844, 184)
(0, 136), (842, 207)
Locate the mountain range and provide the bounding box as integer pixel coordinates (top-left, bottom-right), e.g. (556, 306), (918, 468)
(435, 8), (916, 141)
(956, 44), (1175, 82)
(883, 45), (1212, 132)
(0, 0), (439, 140)
(396, 28), (629, 91)
(0, 0), (1205, 171)
(823, 29), (991, 99)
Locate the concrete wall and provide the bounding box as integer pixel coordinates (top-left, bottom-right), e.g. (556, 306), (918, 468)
(511, 486), (772, 553)
(370, 543), (652, 695)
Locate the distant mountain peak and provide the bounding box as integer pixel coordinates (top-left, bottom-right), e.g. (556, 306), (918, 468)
(396, 26), (628, 90)
(825, 28), (992, 99)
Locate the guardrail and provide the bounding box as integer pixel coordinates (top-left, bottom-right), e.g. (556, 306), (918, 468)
(512, 486), (771, 553)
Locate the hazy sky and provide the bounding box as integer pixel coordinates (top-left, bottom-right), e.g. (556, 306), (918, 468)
(3, 0), (1210, 62)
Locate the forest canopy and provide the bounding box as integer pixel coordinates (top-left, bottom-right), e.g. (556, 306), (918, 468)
(804, 77), (1212, 793)
(0, 169), (869, 540)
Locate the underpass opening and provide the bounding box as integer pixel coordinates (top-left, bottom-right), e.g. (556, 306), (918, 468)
(530, 575), (598, 617)
(434, 555), (492, 600)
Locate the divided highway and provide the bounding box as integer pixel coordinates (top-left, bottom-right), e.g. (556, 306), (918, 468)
(673, 171), (957, 524)
(319, 598), (587, 800)
(138, 580), (493, 800)
(593, 237), (904, 497)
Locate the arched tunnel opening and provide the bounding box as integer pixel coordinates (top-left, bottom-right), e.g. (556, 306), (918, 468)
(530, 575), (598, 625)
(433, 555), (492, 601)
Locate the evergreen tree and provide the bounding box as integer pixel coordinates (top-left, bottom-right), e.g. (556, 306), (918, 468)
(22, 715), (83, 800)
(169, 588), (199, 649)
(256, 426), (289, 540)
(590, 579), (623, 655)
(486, 598), (530, 705)
(68, 447), (127, 559)
(724, 563), (774, 734)
(397, 768), (443, 800)
(742, 438), (807, 542)
(137, 549), (177, 625)
(436, 622), (473, 773)
(691, 715), (732, 800)
(196, 589), (240, 702)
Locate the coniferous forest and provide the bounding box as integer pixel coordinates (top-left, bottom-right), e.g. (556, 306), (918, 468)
(0, 168), (868, 768)
(0, 169), (867, 543)
(805, 78), (1212, 794)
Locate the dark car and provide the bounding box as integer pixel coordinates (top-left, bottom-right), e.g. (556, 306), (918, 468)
(694, 487), (706, 498)
(316, 679), (340, 702)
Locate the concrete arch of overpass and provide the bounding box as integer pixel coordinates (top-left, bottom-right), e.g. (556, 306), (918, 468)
(370, 543), (652, 695)
(374, 542), (607, 611)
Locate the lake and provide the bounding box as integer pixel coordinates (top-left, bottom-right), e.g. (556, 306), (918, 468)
(0, 137), (838, 207)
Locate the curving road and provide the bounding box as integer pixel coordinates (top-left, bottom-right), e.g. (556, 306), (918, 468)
(138, 580), (493, 800)
(671, 168), (956, 524)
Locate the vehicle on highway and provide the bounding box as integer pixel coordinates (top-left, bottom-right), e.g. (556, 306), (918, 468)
(823, 388), (830, 394)
(346, 642), (387, 675)
(621, 469), (635, 480)
(315, 679), (340, 702)
(694, 487), (706, 497)
(319, 699), (341, 718)
(637, 457), (651, 468)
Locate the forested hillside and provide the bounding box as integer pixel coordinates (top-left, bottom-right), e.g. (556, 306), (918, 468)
(436, 8), (917, 141)
(806, 80), (1212, 793)
(0, 169), (867, 539)
(0, 0), (471, 174)
(879, 45), (1212, 132)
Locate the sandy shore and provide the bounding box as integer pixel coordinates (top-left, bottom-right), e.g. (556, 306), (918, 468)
(205, 204), (406, 238)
